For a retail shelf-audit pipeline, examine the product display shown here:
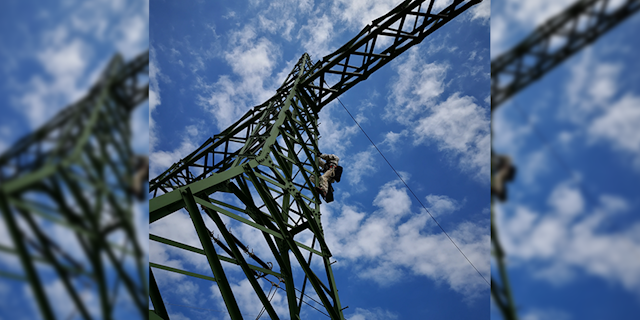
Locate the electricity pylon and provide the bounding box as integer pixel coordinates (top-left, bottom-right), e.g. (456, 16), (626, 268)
(0, 51), (149, 319)
(490, 0), (640, 319)
(148, 0), (483, 319)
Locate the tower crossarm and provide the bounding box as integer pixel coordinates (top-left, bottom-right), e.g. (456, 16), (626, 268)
(491, 0), (640, 110)
(112, 50), (150, 111)
(300, 0), (483, 112)
(0, 51), (149, 191)
(149, 54), (316, 199)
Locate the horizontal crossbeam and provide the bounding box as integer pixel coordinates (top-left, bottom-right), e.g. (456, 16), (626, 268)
(491, 0), (640, 109)
(301, 0), (483, 112)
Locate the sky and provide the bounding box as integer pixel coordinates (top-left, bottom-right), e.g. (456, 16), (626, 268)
(491, 0), (640, 319)
(0, 0), (149, 319)
(149, 0), (490, 319)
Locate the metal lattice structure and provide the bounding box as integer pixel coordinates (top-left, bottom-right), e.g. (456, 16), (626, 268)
(148, 0), (483, 319)
(491, 0), (640, 110)
(490, 0), (640, 319)
(0, 51), (149, 319)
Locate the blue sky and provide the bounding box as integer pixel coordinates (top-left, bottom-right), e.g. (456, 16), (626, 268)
(0, 0), (148, 319)
(149, 0), (490, 319)
(492, 0), (640, 319)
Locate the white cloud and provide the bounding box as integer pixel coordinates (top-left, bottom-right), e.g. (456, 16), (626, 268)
(196, 26), (280, 130)
(490, 14), (509, 57)
(173, 280), (200, 304)
(16, 38), (90, 129)
(380, 130), (408, 152)
(373, 180), (412, 221)
(210, 279), (288, 318)
(317, 104), (360, 155)
(345, 148), (377, 189)
(386, 49), (489, 183)
(470, 0), (490, 22)
(332, 0), (403, 30)
(299, 14), (335, 59)
(322, 179), (489, 299)
(413, 93), (490, 182)
(150, 129), (199, 178)
(588, 95), (640, 170)
(386, 51), (448, 123)
(114, 13), (147, 59)
(547, 182), (584, 218)
(519, 148), (549, 187)
(560, 48), (640, 171)
(149, 45), (165, 152)
(9, 0), (149, 132)
(348, 307), (399, 320)
(23, 278), (99, 319)
(498, 182), (640, 295)
(149, 210), (207, 285)
(521, 308), (572, 320)
(564, 49), (622, 122)
(425, 194), (464, 217)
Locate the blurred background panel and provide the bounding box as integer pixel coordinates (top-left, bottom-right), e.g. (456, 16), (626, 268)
(491, 0), (640, 319)
(0, 0), (149, 319)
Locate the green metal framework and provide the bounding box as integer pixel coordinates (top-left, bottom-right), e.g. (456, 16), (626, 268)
(301, 0), (482, 111)
(490, 0), (640, 319)
(150, 53), (343, 320)
(0, 51), (149, 319)
(149, 0), (483, 319)
(491, 0), (640, 110)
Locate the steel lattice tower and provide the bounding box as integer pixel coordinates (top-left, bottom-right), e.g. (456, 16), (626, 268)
(0, 51), (149, 319)
(149, 1), (483, 319)
(490, 1), (640, 319)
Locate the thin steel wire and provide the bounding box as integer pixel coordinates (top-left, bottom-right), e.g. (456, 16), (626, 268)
(335, 96), (490, 287)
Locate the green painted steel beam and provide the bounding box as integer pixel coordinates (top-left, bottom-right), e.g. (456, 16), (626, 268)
(244, 168), (343, 320)
(0, 50), (148, 320)
(150, 163), (254, 223)
(206, 206), (281, 320)
(491, 0), (640, 109)
(301, 0), (484, 111)
(182, 187), (243, 319)
(150, 262), (216, 282)
(195, 196), (324, 256)
(150, 234), (282, 278)
(149, 310), (166, 320)
(0, 193), (55, 320)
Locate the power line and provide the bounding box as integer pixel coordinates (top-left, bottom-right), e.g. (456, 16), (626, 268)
(273, 285), (331, 318)
(334, 97), (490, 287)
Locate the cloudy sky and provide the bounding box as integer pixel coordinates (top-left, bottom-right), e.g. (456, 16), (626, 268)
(149, 0), (490, 319)
(0, 0), (148, 319)
(492, 0), (640, 319)
(7, 1), (637, 319)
